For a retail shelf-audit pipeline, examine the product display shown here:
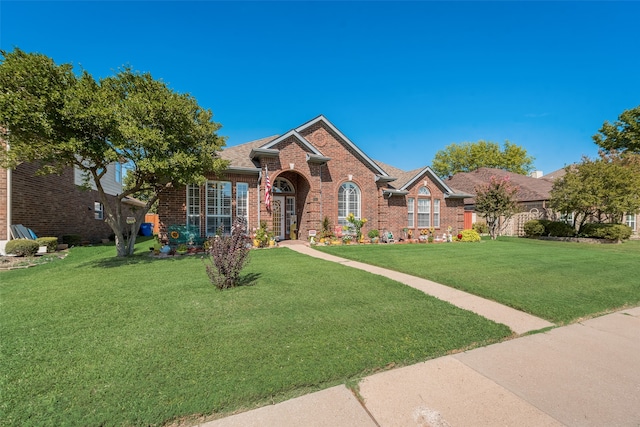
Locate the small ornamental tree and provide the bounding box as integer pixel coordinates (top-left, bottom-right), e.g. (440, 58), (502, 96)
(0, 48), (227, 257)
(204, 217), (251, 290)
(474, 176), (519, 240)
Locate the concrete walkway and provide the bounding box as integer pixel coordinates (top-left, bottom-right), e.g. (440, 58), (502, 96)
(284, 243), (553, 335)
(201, 244), (640, 426)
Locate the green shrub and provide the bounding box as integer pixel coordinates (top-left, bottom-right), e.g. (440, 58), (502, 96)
(546, 221), (576, 237)
(367, 229), (379, 239)
(459, 229), (481, 242)
(581, 223), (632, 241)
(62, 234), (82, 246)
(472, 222), (489, 234)
(36, 237), (58, 253)
(523, 220), (545, 237)
(6, 239), (40, 257)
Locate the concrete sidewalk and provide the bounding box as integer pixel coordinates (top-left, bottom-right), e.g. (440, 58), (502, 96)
(201, 244), (639, 426)
(202, 306), (640, 427)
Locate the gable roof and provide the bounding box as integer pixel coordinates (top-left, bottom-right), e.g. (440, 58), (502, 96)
(220, 115), (389, 176)
(373, 160), (471, 198)
(219, 135), (278, 170)
(218, 115), (468, 199)
(445, 167), (553, 204)
(295, 115), (388, 176)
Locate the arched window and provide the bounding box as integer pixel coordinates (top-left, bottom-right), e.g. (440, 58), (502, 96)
(338, 182), (361, 225)
(417, 186), (431, 228)
(273, 177), (294, 193)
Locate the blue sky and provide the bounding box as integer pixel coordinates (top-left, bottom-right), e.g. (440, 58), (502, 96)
(2, 1), (639, 176)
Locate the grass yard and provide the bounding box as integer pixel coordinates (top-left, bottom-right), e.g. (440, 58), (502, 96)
(316, 237), (640, 324)
(0, 241), (511, 427)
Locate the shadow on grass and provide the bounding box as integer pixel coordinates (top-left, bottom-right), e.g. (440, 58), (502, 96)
(236, 272), (261, 287)
(78, 251), (207, 269)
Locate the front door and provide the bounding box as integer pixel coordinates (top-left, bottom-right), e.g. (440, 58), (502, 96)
(272, 196), (285, 241)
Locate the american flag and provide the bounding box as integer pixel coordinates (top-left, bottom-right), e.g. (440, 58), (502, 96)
(264, 166), (272, 211)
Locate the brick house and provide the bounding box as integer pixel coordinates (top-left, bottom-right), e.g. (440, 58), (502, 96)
(158, 115), (470, 242)
(445, 167), (639, 238)
(445, 167), (554, 235)
(1, 159), (143, 253)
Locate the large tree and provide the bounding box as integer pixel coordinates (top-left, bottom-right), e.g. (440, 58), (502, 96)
(474, 175), (520, 240)
(431, 140), (534, 178)
(549, 153), (640, 231)
(0, 48), (227, 256)
(593, 105), (640, 154)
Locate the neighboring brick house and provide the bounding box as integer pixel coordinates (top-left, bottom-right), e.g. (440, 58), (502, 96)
(445, 166), (640, 238)
(1, 159), (143, 252)
(158, 115), (470, 242)
(541, 167), (639, 238)
(445, 167), (554, 235)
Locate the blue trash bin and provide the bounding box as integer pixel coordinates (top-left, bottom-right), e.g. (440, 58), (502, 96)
(140, 222), (153, 236)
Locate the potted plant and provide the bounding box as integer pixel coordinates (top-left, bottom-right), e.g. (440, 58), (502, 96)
(368, 229), (379, 243)
(176, 243), (188, 255)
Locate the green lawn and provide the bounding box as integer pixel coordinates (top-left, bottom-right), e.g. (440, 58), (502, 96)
(0, 242), (510, 426)
(316, 237), (640, 324)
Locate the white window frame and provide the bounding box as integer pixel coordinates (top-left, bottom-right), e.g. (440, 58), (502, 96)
(186, 184), (201, 232)
(236, 182), (249, 226)
(417, 199), (430, 228)
(433, 199), (440, 228)
(407, 197), (415, 228)
(94, 202), (104, 220)
(285, 196), (296, 236)
(625, 213), (636, 230)
(206, 181), (232, 236)
(338, 182), (361, 226)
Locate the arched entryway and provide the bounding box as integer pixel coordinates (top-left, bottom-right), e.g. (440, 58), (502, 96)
(270, 171), (311, 240)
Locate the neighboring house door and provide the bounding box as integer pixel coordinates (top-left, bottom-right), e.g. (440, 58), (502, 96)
(272, 196), (285, 241)
(464, 211), (473, 230)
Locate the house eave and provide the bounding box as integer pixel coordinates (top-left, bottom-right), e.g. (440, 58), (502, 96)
(376, 175), (397, 183)
(445, 192), (474, 199)
(306, 153), (331, 164)
(382, 189), (409, 198)
(225, 166), (261, 174)
(249, 148), (280, 160)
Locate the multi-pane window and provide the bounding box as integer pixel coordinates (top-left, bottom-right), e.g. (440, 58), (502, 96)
(206, 181), (232, 235)
(286, 196), (296, 236)
(418, 186), (430, 196)
(236, 183), (249, 226)
(338, 182), (361, 225)
(560, 212), (574, 224)
(186, 184), (200, 232)
(407, 197), (415, 227)
(625, 214), (636, 231)
(417, 198), (430, 228)
(433, 199), (440, 228)
(94, 202), (104, 220)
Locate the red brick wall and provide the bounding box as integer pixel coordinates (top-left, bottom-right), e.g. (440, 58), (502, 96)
(10, 163), (124, 242)
(158, 121), (466, 241)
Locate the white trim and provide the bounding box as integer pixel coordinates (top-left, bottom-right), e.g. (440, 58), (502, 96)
(236, 182), (249, 226)
(261, 130), (321, 155)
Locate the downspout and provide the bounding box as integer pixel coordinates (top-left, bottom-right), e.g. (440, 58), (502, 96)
(6, 140), (11, 241)
(6, 167), (11, 241)
(257, 170), (262, 226)
(319, 163), (323, 221)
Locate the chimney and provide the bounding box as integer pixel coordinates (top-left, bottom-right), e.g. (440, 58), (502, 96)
(530, 170), (543, 179)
